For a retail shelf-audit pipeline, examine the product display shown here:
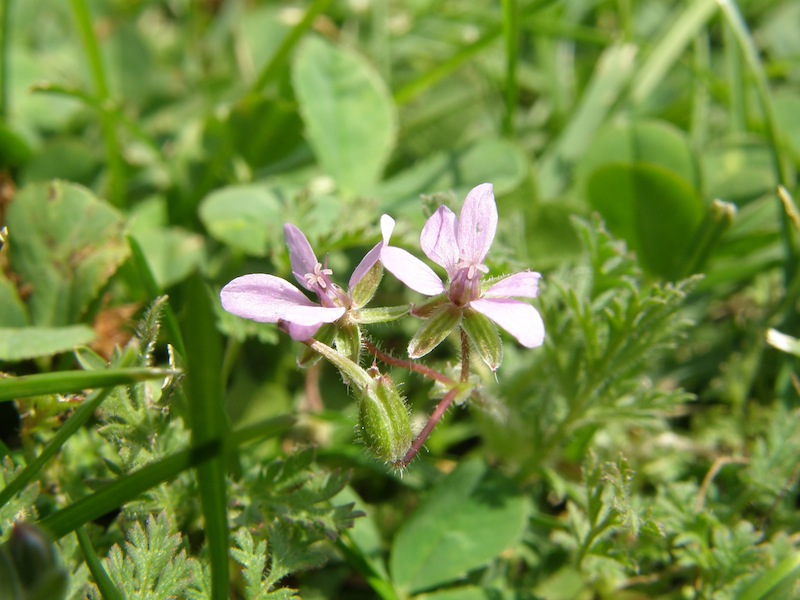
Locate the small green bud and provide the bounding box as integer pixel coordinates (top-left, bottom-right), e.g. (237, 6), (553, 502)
(408, 305), (462, 359)
(461, 310), (503, 371)
(357, 368), (412, 465)
(350, 261), (383, 308)
(0, 523), (68, 600)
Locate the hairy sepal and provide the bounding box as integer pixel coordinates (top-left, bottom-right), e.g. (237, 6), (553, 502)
(462, 310), (503, 371)
(408, 305), (462, 359)
(350, 261), (383, 308)
(357, 371), (412, 464)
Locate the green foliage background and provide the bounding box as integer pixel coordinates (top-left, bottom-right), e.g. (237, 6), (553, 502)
(0, 0), (799, 598)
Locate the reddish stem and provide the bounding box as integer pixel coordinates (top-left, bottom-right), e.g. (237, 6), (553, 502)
(363, 339), (454, 386)
(396, 386), (460, 468)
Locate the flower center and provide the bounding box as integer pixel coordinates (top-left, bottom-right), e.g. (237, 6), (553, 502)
(303, 261), (351, 308)
(304, 262), (334, 289)
(449, 254), (488, 306)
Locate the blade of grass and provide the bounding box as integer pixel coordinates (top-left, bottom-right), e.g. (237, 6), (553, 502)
(538, 43), (638, 200)
(0, 367), (177, 403)
(250, 0), (333, 94)
(690, 30), (711, 148)
(37, 416), (293, 540)
(181, 275), (229, 600)
(501, 0), (519, 137)
(629, 0), (718, 105)
(717, 0), (796, 281)
(723, 21), (746, 134)
(68, 0), (125, 207)
(76, 526), (124, 600)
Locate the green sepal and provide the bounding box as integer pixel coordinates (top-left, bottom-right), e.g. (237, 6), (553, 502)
(410, 294), (448, 319)
(462, 310), (503, 371)
(357, 370), (412, 465)
(297, 323), (337, 368)
(408, 305), (462, 359)
(335, 322), (362, 369)
(351, 304), (411, 324)
(350, 261), (383, 308)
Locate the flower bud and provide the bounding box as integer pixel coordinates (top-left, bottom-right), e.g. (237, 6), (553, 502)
(357, 368), (412, 465)
(0, 522), (68, 600)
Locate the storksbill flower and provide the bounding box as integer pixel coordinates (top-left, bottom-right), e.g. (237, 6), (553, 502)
(380, 183), (544, 368)
(220, 223), (385, 341)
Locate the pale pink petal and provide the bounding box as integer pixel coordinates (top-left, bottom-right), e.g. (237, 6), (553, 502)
(380, 214), (395, 243)
(381, 246), (445, 296)
(420, 205), (459, 277)
(284, 224), (319, 291)
(484, 271), (542, 299)
(348, 215), (395, 289)
(281, 303), (346, 325)
(220, 274), (344, 324)
(348, 242), (382, 290)
(471, 298), (544, 348)
(457, 183), (497, 264)
(286, 322), (324, 341)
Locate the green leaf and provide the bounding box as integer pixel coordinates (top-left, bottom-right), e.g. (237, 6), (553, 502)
(7, 181), (128, 326)
(586, 164), (704, 279)
(578, 119), (702, 193)
(0, 325), (95, 361)
(389, 459), (529, 594)
(198, 185), (283, 256)
(293, 36), (397, 196)
(0, 271), (28, 328)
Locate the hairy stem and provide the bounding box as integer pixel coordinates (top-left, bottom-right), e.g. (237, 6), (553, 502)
(396, 386), (460, 468)
(364, 339), (454, 386)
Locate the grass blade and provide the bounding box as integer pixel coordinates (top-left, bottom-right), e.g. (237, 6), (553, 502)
(76, 526), (124, 600)
(180, 275), (229, 600)
(0, 368), (177, 403)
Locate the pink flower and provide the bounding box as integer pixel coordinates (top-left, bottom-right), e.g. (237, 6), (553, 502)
(220, 224), (384, 341)
(380, 183), (544, 356)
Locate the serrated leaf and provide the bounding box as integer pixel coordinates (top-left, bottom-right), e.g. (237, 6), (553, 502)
(293, 36), (397, 196)
(7, 181), (128, 326)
